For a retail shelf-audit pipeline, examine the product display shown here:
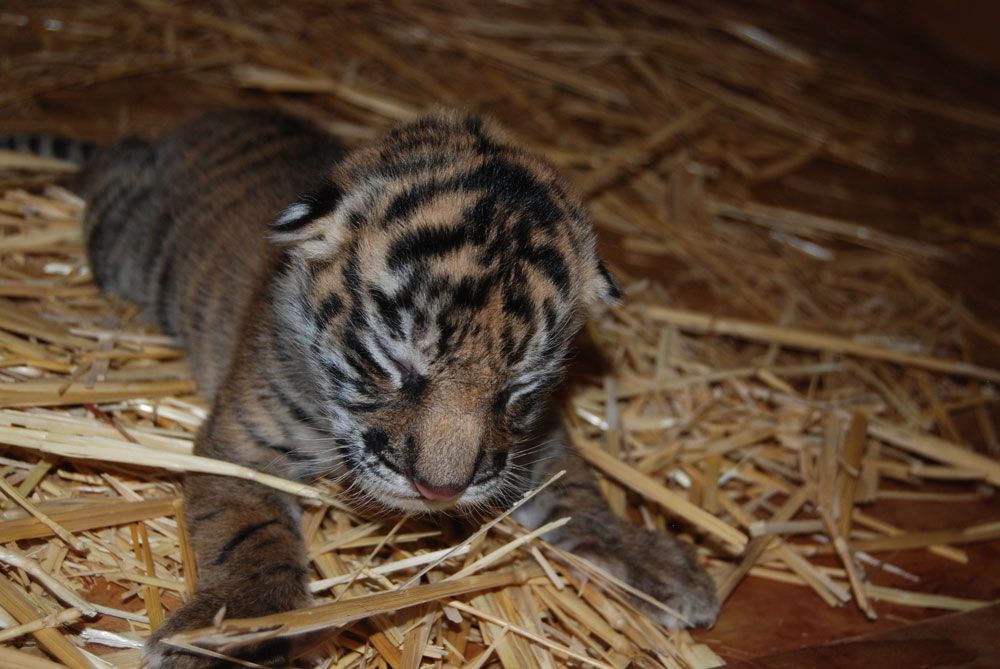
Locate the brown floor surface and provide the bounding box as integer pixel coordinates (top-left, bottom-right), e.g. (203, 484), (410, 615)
(726, 604), (1000, 669)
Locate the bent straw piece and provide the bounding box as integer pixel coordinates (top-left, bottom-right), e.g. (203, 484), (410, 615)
(0, 409), (193, 456)
(642, 306), (1000, 384)
(715, 485), (809, 602)
(716, 534), (775, 603)
(0, 426), (333, 503)
(778, 543), (851, 605)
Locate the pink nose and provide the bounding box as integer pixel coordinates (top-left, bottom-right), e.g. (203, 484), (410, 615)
(412, 479), (466, 502)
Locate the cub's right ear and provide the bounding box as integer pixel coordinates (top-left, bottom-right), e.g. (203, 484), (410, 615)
(582, 258), (622, 310)
(270, 181), (344, 245)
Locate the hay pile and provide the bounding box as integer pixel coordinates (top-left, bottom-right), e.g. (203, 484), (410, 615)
(1, 1), (1000, 668)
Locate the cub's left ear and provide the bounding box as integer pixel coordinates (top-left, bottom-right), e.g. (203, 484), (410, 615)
(584, 258), (622, 307)
(270, 181), (344, 245)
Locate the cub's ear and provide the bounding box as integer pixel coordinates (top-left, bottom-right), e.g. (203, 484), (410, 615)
(270, 181), (344, 244)
(584, 258), (622, 308)
(597, 259), (623, 302)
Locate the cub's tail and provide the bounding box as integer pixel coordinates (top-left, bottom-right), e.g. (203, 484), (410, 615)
(0, 133), (100, 166)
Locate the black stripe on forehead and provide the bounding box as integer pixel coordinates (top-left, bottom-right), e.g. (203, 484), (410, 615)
(383, 178), (443, 227)
(501, 282), (533, 323)
(379, 158), (565, 233)
(470, 159), (563, 230)
(524, 243), (570, 294)
(387, 224), (469, 270)
(451, 275), (491, 309)
(465, 191), (501, 244)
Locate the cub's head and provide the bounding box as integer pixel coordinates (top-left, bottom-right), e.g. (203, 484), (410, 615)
(272, 109), (618, 512)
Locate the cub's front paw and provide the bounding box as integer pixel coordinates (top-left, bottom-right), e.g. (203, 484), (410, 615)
(143, 585), (302, 669)
(561, 512), (720, 630)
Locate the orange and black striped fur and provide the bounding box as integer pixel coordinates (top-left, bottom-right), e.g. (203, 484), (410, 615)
(60, 109), (719, 667)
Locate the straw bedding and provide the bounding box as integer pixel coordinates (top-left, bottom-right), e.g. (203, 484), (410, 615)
(1, 1), (999, 667)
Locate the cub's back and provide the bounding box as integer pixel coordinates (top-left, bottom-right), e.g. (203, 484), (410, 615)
(77, 111), (342, 395)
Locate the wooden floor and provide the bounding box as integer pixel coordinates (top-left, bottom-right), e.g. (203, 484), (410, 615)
(2, 1), (998, 665)
(727, 604), (1000, 669)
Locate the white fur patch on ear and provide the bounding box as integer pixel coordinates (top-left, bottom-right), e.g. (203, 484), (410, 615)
(270, 181), (343, 244)
(275, 203), (311, 229)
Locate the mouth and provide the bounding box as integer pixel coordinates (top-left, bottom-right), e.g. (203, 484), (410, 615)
(348, 469), (466, 512)
(382, 492), (465, 513)
(344, 454), (504, 513)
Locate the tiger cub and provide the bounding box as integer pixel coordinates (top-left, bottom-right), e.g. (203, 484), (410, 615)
(65, 109), (719, 667)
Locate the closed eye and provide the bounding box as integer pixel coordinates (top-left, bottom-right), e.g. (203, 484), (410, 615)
(366, 333), (430, 402)
(494, 380), (538, 414)
(367, 334), (411, 386)
(507, 381), (538, 404)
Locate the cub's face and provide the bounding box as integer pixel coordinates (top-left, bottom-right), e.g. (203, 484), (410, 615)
(272, 111), (617, 512)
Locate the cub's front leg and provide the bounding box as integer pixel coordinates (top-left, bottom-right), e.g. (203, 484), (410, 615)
(515, 425), (720, 629)
(144, 430), (310, 668)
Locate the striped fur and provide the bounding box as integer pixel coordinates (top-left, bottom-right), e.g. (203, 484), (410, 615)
(68, 109), (717, 668)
